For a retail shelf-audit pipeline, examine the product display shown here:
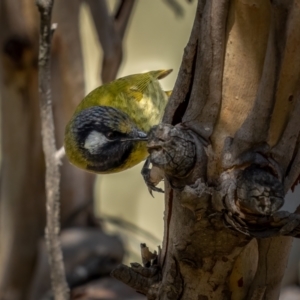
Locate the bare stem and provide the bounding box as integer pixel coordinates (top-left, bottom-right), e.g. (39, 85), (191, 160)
(36, 0), (69, 299)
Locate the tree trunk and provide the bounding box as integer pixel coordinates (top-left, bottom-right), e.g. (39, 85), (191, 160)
(112, 0), (300, 299)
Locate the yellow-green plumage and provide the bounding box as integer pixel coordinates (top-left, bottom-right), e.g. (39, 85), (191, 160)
(64, 69), (172, 173)
(74, 69), (171, 132)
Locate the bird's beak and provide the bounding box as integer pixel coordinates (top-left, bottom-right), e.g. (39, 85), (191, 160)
(136, 130), (148, 140)
(119, 130), (148, 142)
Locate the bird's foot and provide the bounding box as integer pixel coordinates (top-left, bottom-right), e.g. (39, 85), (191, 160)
(141, 158), (164, 197)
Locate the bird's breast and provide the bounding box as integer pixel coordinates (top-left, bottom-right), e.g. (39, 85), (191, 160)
(117, 141), (148, 172)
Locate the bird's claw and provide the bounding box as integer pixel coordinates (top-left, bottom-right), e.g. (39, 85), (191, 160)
(141, 159), (164, 197)
(148, 185), (164, 198)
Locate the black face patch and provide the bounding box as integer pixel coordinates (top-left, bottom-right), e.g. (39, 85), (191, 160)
(71, 106), (136, 172)
(86, 139), (134, 172)
(72, 106), (132, 142)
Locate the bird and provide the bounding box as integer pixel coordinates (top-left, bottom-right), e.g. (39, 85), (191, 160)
(64, 69), (172, 174)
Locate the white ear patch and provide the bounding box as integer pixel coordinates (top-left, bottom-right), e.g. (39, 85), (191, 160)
(84, 131), (108, 154)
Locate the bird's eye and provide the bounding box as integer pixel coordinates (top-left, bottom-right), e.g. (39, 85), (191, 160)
(105, 131), (122, 140)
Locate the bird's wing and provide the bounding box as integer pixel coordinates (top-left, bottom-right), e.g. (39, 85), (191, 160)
(129, 84), (147, 102)
(150, 69), (173, 80)
(128, 69), (173, 102)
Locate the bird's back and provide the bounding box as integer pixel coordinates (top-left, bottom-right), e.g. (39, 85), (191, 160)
(74, 70), (172, 132)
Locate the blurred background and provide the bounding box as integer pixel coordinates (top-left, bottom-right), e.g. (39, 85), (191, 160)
(0, 0), (300, 299)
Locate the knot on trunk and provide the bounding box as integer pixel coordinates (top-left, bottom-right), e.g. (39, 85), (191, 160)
(147, 124), (196, 178)
(146, 123), (207, 190)
(217, 166), (284, 218)
(236, 166), (284, 216)
(213, 165), (300, 238)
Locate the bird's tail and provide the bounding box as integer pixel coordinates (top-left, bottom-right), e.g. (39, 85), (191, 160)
(165, 90), (172, 97)
(151, 69), (173, 80)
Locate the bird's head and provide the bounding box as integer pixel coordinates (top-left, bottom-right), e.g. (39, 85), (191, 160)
(65, 106), (148, 173)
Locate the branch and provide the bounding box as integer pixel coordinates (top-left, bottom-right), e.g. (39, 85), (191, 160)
(114, 0), (136, 39)
(36, 0), (69, 299)
(162, 0), (184, 17)
(85, 0), (135, 83)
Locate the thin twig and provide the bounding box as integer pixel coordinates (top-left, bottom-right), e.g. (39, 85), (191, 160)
(36, 0), (69, 299)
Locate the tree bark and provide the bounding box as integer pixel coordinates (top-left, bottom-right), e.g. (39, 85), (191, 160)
(112, 0), (300, 299)
(36, 0), (70, 298)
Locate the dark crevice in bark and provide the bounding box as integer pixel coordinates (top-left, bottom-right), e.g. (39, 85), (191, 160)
(182, 0), (230, 140)
(171, 41), (198, 126)
(287, 132), (300, 192)
(163, 0), (204, 124)
(160, 188), (173, 270)
(174, 257), (184, 300)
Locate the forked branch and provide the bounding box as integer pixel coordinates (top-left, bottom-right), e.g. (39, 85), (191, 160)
(85, 0), (136, 83)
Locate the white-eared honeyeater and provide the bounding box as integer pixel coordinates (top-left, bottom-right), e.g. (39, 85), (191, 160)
(64, 69), (172, 173)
